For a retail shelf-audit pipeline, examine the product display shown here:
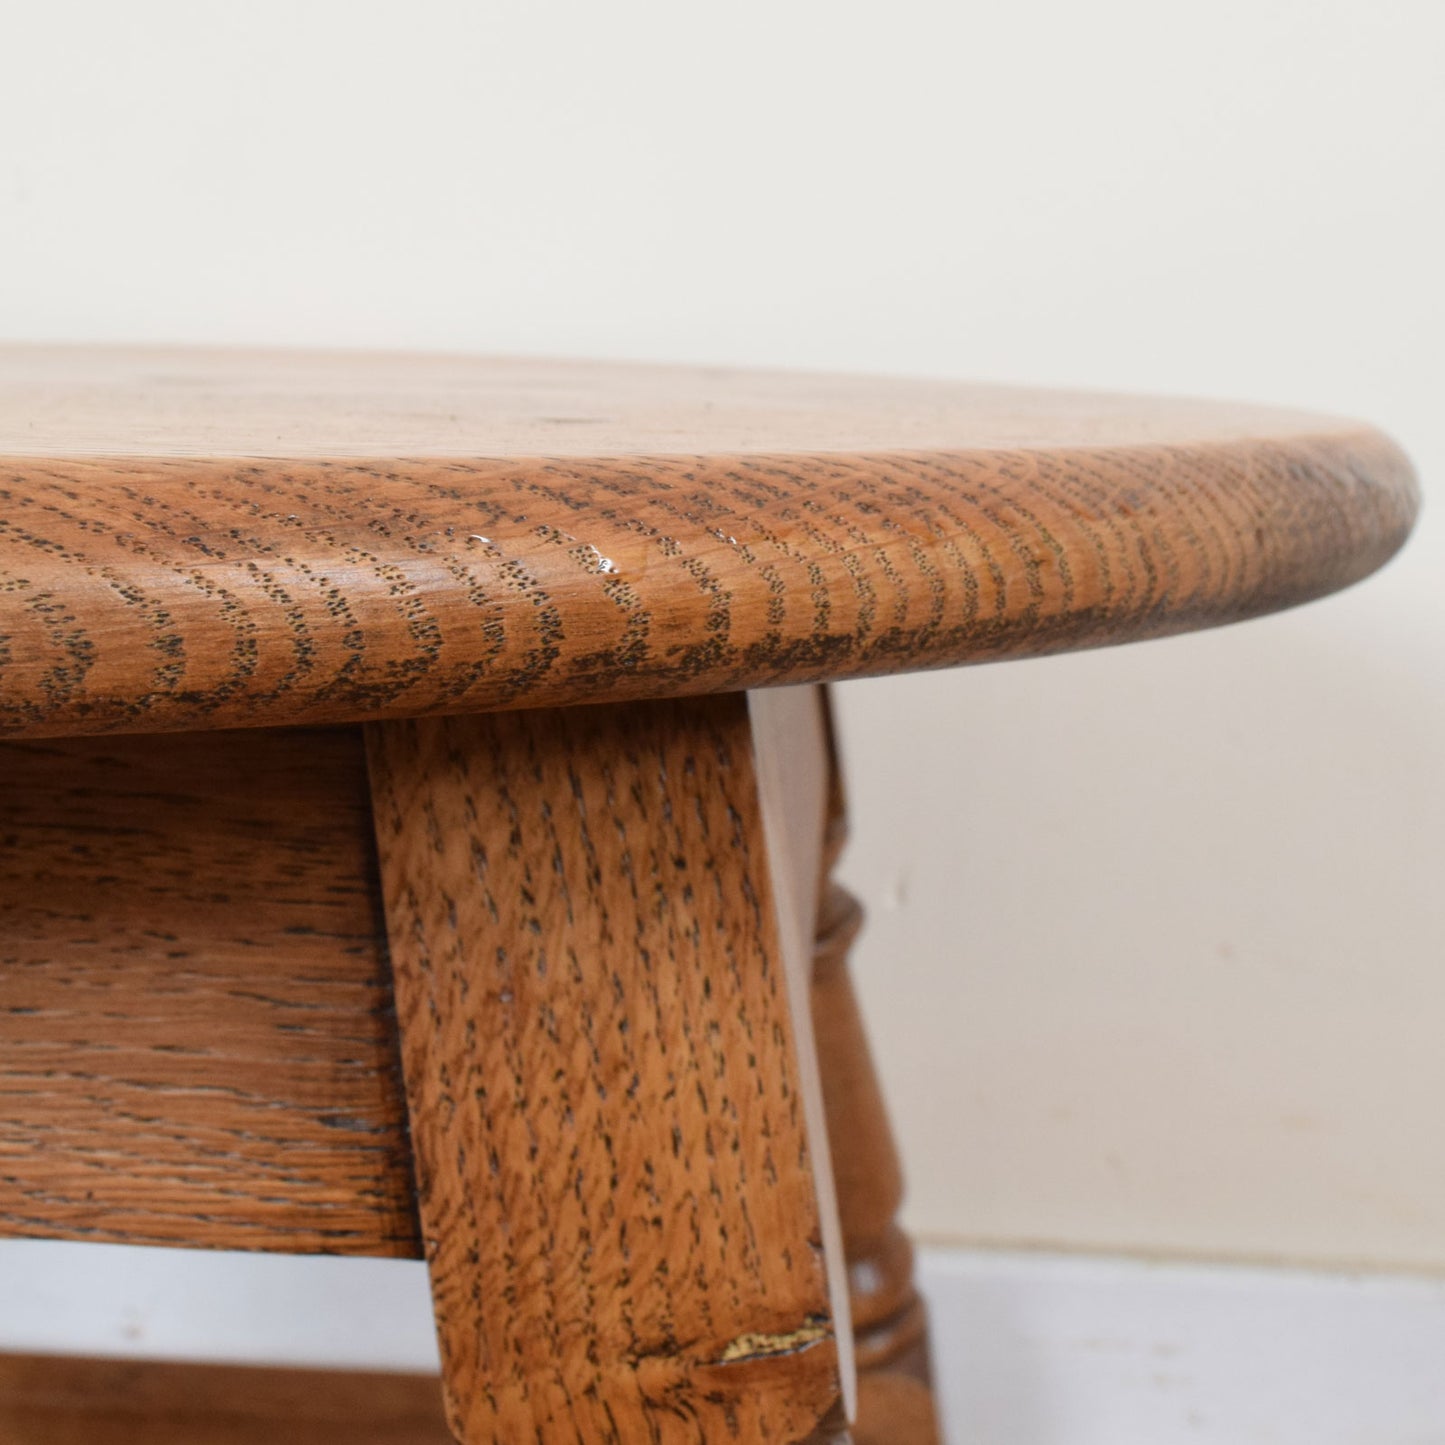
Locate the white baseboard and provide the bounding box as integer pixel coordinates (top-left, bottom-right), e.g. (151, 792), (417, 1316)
(3, 1239), (1444, 1441)
(919, 1246), (1445, 1444)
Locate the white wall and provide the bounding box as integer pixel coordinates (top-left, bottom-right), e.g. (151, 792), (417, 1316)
(2, 0), (1442, 1272)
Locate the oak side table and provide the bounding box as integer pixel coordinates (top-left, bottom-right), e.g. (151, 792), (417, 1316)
(0, 348), (1418, 1444)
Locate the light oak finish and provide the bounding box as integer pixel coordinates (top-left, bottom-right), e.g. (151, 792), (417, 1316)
(0, 346), (1416, 740)
(0, 695), (946, 1440)
(0, 348), (1419, 1444)
(0, 725), (419, 1255)
(366, 695), (849, 1444)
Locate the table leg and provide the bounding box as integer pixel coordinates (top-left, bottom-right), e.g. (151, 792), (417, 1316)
(812, 693), (943, 1445)
(367, 696), (853, 1444)
(750, 686), (944, 1444)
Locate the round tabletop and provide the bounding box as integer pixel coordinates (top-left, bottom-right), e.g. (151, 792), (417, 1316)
(0, 346), (1417, 738)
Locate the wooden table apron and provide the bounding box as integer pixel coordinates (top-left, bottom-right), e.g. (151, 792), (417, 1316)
(0, 347), (1419, 1445)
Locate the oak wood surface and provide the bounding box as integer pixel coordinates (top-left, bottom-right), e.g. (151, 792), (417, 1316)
(0, 1354), (454, 1445)
(0, 346), (1416, 740)
(367, 695), (849, 1443)
(0, 725), (420, 1255)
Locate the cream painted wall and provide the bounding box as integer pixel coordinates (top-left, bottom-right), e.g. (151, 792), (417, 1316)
(2, 0), (1442, 1271)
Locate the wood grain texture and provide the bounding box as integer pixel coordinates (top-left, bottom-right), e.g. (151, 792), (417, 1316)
(0, 725), (420, 1255)
(0, 346), (1417, 740)
(0, 1354), (454, 1445)
(367, 695), (849, 1444)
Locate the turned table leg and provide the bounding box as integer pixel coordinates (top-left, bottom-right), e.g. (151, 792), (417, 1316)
(811, 692), (943, 1445)
(367, 696), (854, 1444)
(750, 686), (944, 1444)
